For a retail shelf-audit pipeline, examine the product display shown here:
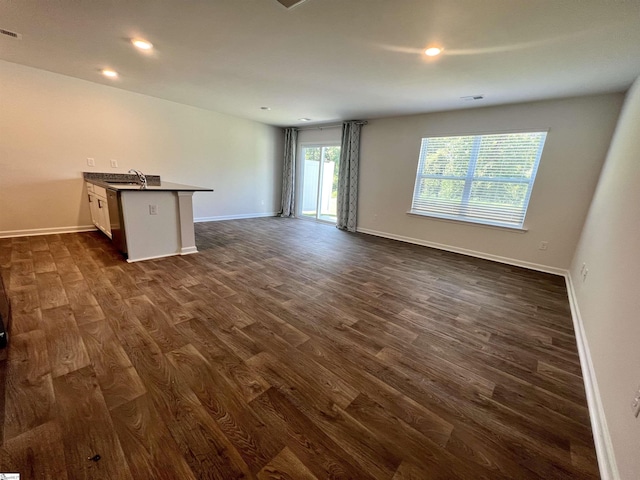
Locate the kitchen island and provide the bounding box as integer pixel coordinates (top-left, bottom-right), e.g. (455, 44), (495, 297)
(84, 173), (213, 262)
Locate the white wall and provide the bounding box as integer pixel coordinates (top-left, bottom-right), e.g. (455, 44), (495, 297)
(358, 95), (624, 271)
(569, 76), (640, 479)
(0, 60), (283, 236)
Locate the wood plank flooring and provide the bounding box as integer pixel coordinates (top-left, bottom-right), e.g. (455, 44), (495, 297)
(0, 218), (599, 479)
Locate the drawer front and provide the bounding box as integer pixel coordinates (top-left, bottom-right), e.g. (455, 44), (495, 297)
(93, 185), (107, 198)
(86, 182), (95, 193)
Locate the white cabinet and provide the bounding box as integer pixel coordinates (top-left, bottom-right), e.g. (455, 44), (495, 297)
(86, 182), (112, 238)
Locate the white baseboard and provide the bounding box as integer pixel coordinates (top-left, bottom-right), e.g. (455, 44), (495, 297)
(180, 246), (198, 255)
(1, 213), (279, 237)
(0, 225), (97, 239)
(565, 273), (619, 480)
(356, 227), (566, 276)
(194, 212), (278, 223)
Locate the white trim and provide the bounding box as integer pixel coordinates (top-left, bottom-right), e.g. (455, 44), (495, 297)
(565, 273), (619, 480)
(180, 246), (198, 255)
(407, 210), (529, 232)
(356, 227), (565, 275)
(0, 225), (97, 239)
(194, 212), (278, 223)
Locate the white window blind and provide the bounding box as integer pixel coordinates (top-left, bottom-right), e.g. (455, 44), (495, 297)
(410, 131), (547, 229)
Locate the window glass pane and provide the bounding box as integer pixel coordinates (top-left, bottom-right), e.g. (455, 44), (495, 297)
(414, 179), (465, 216)
(417, 178), (465, 202)
(301, 147), (320, 217)
(469, 181), (528, 208)
(475, 133), (545, 179)
(421, 136), (474, 177)
(467, 181), (529, 223)
(319, 146), (340, 220)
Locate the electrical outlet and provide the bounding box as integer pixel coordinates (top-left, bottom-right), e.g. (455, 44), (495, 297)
(632, 387), (640, 418)
(539, 241), (548, 251)
(110, 159), (118, 168)
(149, 204), (158, 215)
(86, 157), (95, 167)
(582, 268), (589, 282)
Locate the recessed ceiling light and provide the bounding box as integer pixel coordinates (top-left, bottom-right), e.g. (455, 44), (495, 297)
(101, 69), (118, 78)
(299, 118), (311, 122)
(260, 106), (271, 111)
(424, 47), (442, 57)
(132, 38), (153, 50)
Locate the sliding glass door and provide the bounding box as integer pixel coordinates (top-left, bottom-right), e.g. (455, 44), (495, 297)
(299, 144), (340, 223)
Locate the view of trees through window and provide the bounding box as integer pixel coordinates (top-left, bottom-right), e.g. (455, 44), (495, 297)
(412, 131), (547, 227)
(304, 145), (340, 198)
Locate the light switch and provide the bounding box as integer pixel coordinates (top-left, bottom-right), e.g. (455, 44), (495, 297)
(149, 204), (158, 215)
(86, 157), (95, 167)
(110, 159), (118, 168)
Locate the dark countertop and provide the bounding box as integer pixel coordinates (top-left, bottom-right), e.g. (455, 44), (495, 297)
(84, 174), (212, 192)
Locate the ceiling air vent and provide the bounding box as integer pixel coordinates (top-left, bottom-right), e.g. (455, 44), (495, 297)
(461, 95), (485, 101)
(275, 0), (310, 9)
(0, 28), (22, 40)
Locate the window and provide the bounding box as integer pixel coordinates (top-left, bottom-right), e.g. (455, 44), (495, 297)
(410, 131), (547, 229)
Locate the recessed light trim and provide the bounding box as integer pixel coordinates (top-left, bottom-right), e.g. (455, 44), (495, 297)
(260, 106), (271, 111)
(299, 118), (311, 122)
(101, 69), (118, 78)
(132, 38), (153, 50)
(424, 47), (442, 57)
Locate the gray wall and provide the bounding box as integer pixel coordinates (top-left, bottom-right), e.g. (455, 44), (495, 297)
(0, 60), (283, 236)
(570, 75), (640, 479)
(357, 94), (623, 271)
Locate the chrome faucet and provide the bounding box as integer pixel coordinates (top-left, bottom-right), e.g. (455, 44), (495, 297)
(128, 169), (147, 189)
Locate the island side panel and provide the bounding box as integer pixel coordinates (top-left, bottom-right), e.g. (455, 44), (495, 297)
(177, 192), (197, 255)
(120, 191), (181, 262)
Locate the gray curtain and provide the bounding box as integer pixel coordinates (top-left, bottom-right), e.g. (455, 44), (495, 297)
(337, 121), (365, 232)
(279, 127), (298, 217)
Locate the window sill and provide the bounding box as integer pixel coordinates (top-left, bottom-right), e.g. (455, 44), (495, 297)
(406, 210), (528, 233)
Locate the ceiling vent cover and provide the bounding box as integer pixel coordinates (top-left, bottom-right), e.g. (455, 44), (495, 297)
(275, 0), (310, 9)
(0, 28), (22, 40)
(461, 95), (485, 101)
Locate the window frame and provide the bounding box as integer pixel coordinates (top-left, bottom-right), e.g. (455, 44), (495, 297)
(409, 129), (548, 230)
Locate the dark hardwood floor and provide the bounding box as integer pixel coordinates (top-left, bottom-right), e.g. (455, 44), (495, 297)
(0, 217), (599, 479)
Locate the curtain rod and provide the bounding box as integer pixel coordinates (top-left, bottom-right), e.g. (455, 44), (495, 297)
(296, 123), (342, 131)
(293, 120), (368, 131)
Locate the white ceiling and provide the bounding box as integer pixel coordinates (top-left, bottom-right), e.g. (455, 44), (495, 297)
(1, 0), (640, 127)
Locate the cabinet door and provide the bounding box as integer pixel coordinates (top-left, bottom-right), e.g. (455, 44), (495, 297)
(88, 193), (100, 228)
(96, 196), (112, 238)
